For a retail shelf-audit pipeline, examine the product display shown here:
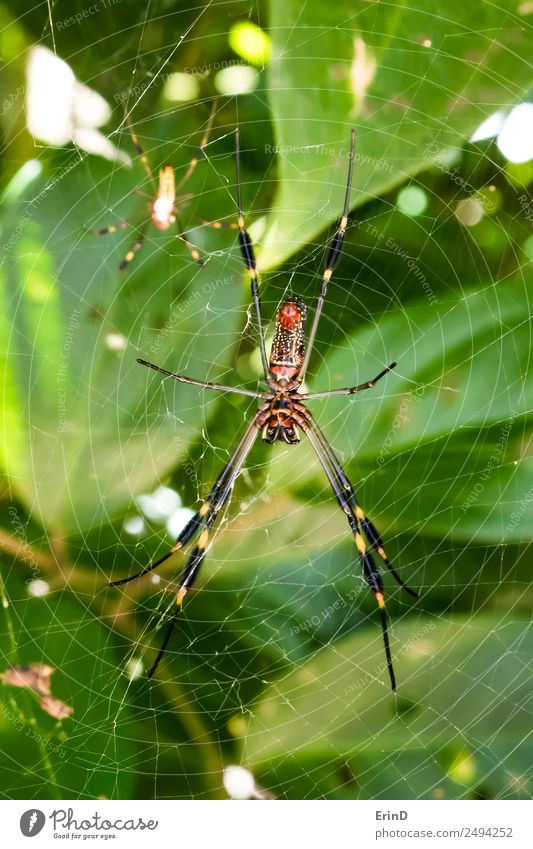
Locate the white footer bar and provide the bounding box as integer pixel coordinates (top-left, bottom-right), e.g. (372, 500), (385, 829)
(3, 799), (532, 848)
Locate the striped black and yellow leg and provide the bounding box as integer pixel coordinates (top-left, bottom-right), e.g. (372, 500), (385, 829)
(300, 128), (356, 381)
(235, 128), (269, 377)
(175, 213), (204, 267)
(110, 417), (262, 676)
(198, 218), (238, 230)
(125, 117), (155, 185)
(108, 505), (207, 588)
(358, 510), (418, 599)
(176, 102), (217, 192)
(95, 221), (130, 237)
(119, 231), (146, 272)
(303, 410), (417, 690)
(304, 410), (418, 599)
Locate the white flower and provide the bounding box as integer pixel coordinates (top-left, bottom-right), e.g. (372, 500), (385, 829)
(26, 46), (130, 165)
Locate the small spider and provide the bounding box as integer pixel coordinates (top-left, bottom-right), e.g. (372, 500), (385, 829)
(110, 128), (418, 686)
(95, 107), (233, 271)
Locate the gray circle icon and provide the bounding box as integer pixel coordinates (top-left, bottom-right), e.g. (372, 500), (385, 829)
(20, 810), (46, 837)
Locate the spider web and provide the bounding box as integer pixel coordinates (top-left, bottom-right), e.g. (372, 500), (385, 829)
(0, 0), (531, 803)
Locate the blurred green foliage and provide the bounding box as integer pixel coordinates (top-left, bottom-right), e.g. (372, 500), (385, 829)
(0, 0), (531, 800)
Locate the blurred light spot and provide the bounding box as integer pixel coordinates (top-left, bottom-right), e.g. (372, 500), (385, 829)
(422, 38), (432, 47)
(227, 715), (248, 738)
(1, 160), (42, 205)
(518, 1), (533, 13)
(167, 507), (195, 539)
(162, 72), (200, 103)
(28, 580), (49, 597)
(151, 574), (161, 585)
(24, 272), (57, 303)
(106, 332), (127, 352)
(397, 186), (427, 216)
(229, 22), (272, 66)
(26, 46), (129, 165)
(124, 515), (145, 536)
(215, 65), (258, 96)
(476, 186), (500, 214)
(448, 751), (477, 784)
(223, 765), (256, 799)
(137, 486), (182, 522)
(455, 198), (484, 227)
(524, 235), (533, 260)
(126, 657), (144, 681)
(350, 37), (376, 115)
(153, 486), (181, 514)
(497, 103), (533, 163)
(470, 110), (506, 143)
(506, 160), (533, 187)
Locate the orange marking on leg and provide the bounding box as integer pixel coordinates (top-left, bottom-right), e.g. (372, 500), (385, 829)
(176, 586), (187, 607)
(376, 592), (385, 609)
(355, 506), (365, 520)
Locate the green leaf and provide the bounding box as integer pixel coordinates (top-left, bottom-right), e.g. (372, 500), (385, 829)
(241, 613), (533, 798)
(264, 0), (533, 266)
(263, 278), (532, 542)
(0, 138), (244, 534)
(0, 576), (136, 799)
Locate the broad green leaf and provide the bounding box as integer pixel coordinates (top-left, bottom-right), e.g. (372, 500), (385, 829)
(262, 278), (532, 542)
(0, 127), (245, 533)
(241, 613), (533, 798)
(264, 1), (533, 266)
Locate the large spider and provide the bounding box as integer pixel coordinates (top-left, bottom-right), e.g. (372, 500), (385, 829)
(110, 128), (418, 686)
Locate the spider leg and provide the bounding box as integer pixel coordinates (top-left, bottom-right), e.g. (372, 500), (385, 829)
(303, 411), (418, 598)
(175, 101), (217, 192)
(235, 128), (269, 378)
(124, 114), (156, 187)
(119, 225), (148, 272)
(300, 129), (355, 381)
(110, 414), (264, 676)
(94, 220), (130, 237)
(299, 363), (397, 401)
(301, 410), (417, 690)
(146, 611), (178, 678)
(175, 211), (204, 267)
(197, 217), (238, 230)
(137, 358), (268, 399)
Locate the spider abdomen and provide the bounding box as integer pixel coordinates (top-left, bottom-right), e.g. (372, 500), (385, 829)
(151, 166), (176, 230)
(269, 298), (307, 384)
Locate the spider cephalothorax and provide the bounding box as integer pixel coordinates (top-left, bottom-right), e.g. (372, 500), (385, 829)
(112, 128), (418, 687)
